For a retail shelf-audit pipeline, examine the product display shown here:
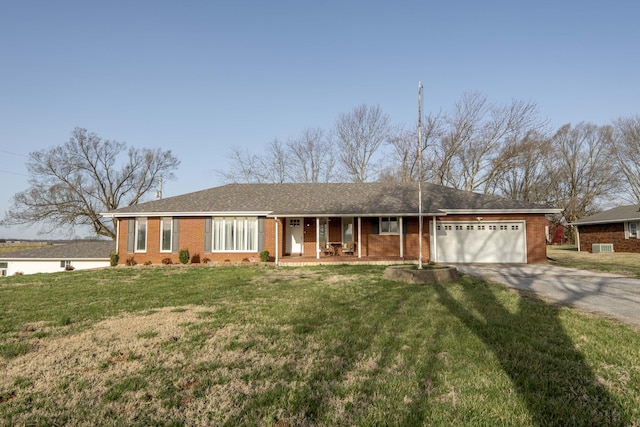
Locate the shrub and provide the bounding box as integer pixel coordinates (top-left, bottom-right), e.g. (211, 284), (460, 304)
(259, 250), (270, 262)
(191, 253), (201, 264)
(179, 249), (190, 265)
(202, 257), (211, 264)
(143, 260), (152, 266)
(126, 257), (137, 266)
(162, 258), (173, 265)
(65, 264), (75, 271)
(110, 252), (119, 267)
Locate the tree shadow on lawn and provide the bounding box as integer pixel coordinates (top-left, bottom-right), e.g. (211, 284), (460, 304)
(433, 277), (629, 426)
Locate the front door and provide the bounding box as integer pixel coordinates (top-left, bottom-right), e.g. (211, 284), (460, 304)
(286, 218), (304, 255)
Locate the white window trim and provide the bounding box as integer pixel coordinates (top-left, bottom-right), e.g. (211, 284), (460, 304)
(211, 217), (258, 252)
(160, 217), (173, 253)
(135, 217), (147, 253)
(380, 217), (399, 235)
(625, 221), (638, 239)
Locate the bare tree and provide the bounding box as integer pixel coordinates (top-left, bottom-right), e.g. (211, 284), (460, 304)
(492, 130), (554, 203)
(1, 127), (180, 239)
(429, 92), (546, 193)
(383, 114), (443, 183)
(260, 138), (289, 184)
(217, 146), (266, 183)
(217, 139), (289, 184)
(334, 104), (391, 182)
(546, 123), (620, 230)
(611, 115), (640, 203)
(287, 127), (335, 183)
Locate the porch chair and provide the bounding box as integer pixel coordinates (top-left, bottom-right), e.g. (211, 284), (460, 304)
(342, 241), (355, 256)
(323, 243), (334, 256)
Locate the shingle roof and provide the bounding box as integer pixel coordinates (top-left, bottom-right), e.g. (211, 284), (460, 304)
(572, 205), (640, 225)
(104, 182), (558, 217)
(0, 241), (113, 260)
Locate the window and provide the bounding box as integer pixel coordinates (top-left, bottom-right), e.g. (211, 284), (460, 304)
(631, 222), (638, 238)
(0, 261), (7, 277)
(466, 225), (474, 230)
(343, 217), (354, 242)
(380, 217), (399, 234)
(211, 217), (258, 252)
(160, 217), (173, 252)
(500, 225), (508, 230)
(455, 225), (463, 230)
(135, 218), (147, 252)
(478, 225), (485, 230)
(511, 225), (520, 231)
(60, 260), (71, 268)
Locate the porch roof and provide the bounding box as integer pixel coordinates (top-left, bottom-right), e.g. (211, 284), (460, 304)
(103, 182), (559, 218)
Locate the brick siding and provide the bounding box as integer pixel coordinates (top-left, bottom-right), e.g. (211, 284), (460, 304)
(117, 213), (549, 265)
(578, 223), (640, 253)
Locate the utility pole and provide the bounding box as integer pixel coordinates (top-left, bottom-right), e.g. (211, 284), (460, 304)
(418, 81), (424, 270)
(155, 176), (163, 199)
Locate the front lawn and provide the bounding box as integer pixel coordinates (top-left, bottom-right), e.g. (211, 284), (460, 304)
(548, 245), (640, 277)
(1, 265), (639, 426)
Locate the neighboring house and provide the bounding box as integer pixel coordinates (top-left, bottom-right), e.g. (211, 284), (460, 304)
(546, 220), (566, 245)
(572, 205), (640, 253)
(0, 241), (112, 276)
(102, 182), (560, 265)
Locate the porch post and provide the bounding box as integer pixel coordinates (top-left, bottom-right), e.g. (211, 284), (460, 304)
(431, 215), (437, 263)
(275, 217), (279, 267)
(316, 217), (320, 259)
(357, 217), (362, 258)
(399, 216), (404, 258)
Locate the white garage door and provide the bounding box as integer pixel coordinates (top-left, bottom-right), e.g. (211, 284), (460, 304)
(434, 221), (527, 263)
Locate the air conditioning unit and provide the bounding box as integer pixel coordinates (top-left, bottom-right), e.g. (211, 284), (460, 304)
(592, 243), (614, 253)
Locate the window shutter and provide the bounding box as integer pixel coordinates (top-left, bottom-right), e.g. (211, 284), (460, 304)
(624, 222), (630, 239)
(204, 217), (212, 252)
(127, 219), (135, 252)
(258, 217), (265, 251)
(372, 218), (379, 235)
(172, 218), (180, 253)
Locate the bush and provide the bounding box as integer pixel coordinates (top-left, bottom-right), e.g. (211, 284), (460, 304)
(259, 250), (270, 262)
(202, 257), (211, 264)
(191, 253), (201, 264)
(110, 252), (119, 267)
(143, 260), (152, 266)
(65, 264), (75, 271)
(162, 258), (173, 265)
(179, 249), (190, 265)
(126, 257), (137, 266)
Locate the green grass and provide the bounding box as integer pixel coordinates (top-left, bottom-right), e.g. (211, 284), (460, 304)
(548, 245), (640, 277)
(1, 265), (639, 426)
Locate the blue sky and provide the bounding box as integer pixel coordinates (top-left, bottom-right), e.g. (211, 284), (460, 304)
(1, 0), (638, 239)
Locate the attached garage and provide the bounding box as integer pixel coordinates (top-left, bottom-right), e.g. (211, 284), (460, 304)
(434, 220), (527, 263)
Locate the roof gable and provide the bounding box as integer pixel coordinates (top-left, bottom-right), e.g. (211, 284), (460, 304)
(103, 183), (557, 217)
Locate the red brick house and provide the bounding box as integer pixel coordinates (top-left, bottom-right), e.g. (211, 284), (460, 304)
(102, 182), (560, 265)
(573, 205), (640, 253)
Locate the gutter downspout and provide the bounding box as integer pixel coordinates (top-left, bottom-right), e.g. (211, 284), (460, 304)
(575, 226), (580, 252)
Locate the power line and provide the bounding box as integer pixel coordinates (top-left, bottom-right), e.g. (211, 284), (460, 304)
(0, 149), (27, 157)
(0, 169), (29, 177)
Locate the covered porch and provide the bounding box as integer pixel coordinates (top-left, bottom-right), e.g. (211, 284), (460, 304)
(273, 215), (431, 265)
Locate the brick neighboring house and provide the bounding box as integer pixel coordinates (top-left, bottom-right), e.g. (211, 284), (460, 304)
(572, 205), (640, 253)
(101, 182), (561, 265)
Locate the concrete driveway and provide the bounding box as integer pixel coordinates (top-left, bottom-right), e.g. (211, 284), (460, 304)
(455, 264), (640, 329)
